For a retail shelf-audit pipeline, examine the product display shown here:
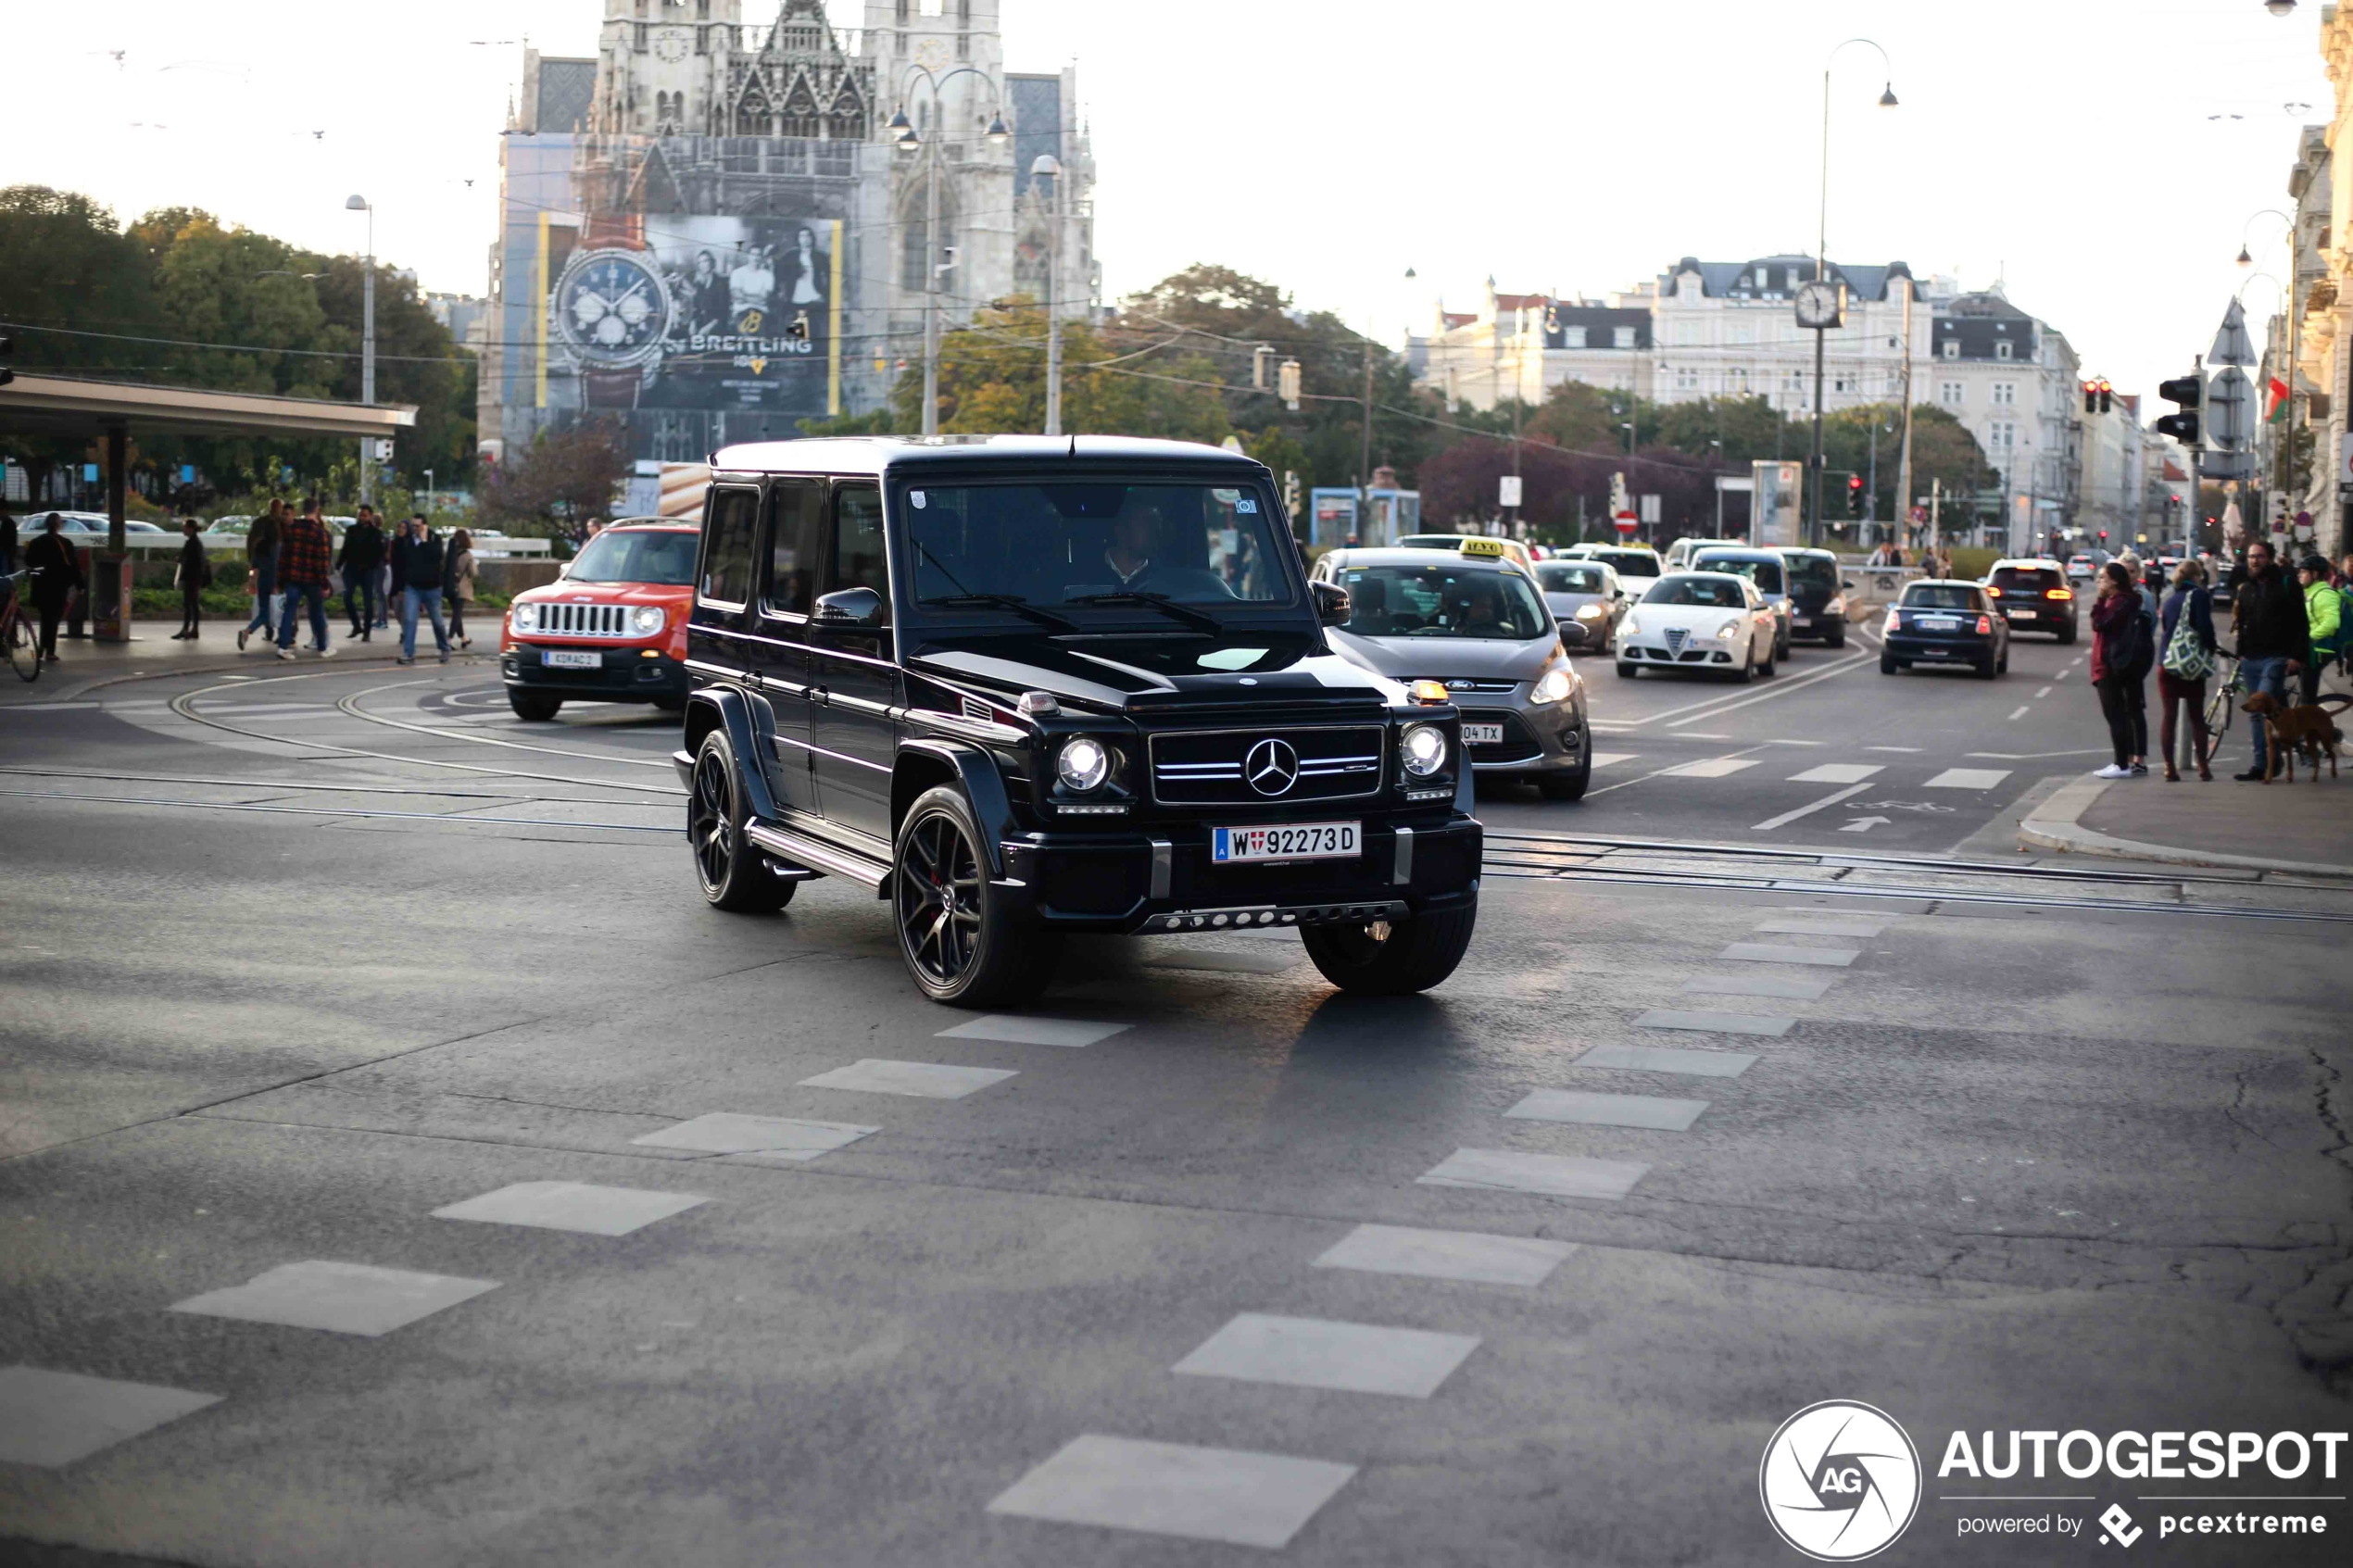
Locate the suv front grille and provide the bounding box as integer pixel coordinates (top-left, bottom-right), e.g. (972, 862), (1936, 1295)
(1150, 725), (1385, 805)
(533, 603), (635, 638)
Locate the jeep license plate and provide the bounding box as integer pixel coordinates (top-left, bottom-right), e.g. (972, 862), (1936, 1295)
(1213, 822), (1361, 863)
(1462, 722), (1504, 745)
(544, 650), (601, 670)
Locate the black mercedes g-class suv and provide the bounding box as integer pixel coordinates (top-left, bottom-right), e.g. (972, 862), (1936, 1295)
(673, 434), (1483, 1007)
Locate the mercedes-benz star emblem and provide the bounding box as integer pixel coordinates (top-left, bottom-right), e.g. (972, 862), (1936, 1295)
(1244, 737), (1300, 797)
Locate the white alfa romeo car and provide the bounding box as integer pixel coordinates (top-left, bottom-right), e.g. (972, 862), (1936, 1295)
(1614, 571), (1780, 682)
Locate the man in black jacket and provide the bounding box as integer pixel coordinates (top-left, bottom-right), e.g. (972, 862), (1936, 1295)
(22, 513), (86, 659)
(337, 505), (385, 641)
(387, 515), (450, 665)
(2228, 539), (2309, 781)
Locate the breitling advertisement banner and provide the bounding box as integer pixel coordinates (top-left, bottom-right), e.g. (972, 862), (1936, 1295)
(544, 215), (843, 418)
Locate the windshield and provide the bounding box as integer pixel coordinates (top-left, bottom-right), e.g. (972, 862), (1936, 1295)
(1589, 549), (1658, 577)
(1339, 563), (1552, 638)
(566, 530), (698, 585)
(1696, 555), (1784, 593)
(1644, 576), (1748, 608)
(1903, 584), (1983, 610)
(1535, 563), (1605, 594)
(1782, 554), (1838, 590)
(902, 480), (1291, 609)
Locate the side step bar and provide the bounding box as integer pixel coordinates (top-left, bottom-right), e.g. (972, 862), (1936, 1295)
(745, 821), (889, 889)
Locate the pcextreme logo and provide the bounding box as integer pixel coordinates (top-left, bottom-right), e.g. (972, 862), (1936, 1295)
(1760, 1400), (1924, 1561)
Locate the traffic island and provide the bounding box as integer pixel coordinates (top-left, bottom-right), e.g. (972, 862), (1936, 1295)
(2020, 771), (2353, 878)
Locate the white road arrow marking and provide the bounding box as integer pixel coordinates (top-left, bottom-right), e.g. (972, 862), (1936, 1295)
(1838, 815), (1891, 833)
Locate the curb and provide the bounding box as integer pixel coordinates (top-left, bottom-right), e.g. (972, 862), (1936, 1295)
(2019, 776), (2353, 879)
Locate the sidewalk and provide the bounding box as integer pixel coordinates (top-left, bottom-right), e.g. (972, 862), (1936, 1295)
(2021, 765), (2353, 878)
(0, 618), (465, 707)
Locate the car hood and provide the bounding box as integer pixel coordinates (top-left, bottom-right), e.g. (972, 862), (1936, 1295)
(1543, 590), (1610, 615)
(905, 628), (1403, 717)
(1325, 629), (1561, 681)
(1629, 603), (1749, 631)
(514, 580), (687, 608)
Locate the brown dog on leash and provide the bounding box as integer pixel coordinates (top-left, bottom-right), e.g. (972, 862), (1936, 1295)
(2241, 692), (2344, 783)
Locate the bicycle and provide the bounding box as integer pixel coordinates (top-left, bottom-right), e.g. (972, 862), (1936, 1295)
(1, 569), (40, 684)
(2198, 650), (2240, 767)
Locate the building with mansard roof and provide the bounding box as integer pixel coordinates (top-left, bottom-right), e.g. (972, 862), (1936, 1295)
(479, 0), (1096, 468)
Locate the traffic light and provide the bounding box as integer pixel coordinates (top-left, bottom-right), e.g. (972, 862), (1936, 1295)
(2156, 371), (2201, 446)
(2096, 378), (2113, 414)
(1277, 358), (1302, 411)
(0, 332), (12, 389)
(2084, 381), (2098, 415)
(1252, 345), (1274, 390)
(2098, 529), (2108, 542)
(1846, 473), (1863, 515)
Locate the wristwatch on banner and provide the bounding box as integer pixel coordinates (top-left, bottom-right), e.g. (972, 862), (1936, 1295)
(552, 213), (673, 409)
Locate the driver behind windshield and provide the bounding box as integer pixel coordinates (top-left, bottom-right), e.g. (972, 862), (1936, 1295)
(1097, 498), (1232, 599)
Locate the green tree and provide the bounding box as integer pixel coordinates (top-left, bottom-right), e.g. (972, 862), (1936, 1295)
(480, 420), (631, 533)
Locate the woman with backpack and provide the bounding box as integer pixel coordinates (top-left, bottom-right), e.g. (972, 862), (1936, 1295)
(2158, 559), (2219, 782)
(2091, 561), (2150, 781)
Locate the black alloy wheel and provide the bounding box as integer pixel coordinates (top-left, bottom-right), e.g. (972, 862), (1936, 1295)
(1300, 897), (1479, 995)
(893, 784), (1060, 1006)
(688, 731), (793, 912)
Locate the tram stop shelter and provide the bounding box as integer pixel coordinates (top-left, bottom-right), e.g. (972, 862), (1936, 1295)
(0, 374), (415, 640)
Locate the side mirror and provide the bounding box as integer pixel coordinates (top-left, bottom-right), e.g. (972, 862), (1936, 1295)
(812, 585), (886, 628)
(1559, 620), (1590, 646)
(1311, 579), (1352, 627)
(1841, 579), (1857, 590)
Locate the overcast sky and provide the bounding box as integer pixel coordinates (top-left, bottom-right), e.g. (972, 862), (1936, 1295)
(5, 1), (2334, 405)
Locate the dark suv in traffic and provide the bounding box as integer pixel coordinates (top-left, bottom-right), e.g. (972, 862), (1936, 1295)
(675, 435), (1483, 1007)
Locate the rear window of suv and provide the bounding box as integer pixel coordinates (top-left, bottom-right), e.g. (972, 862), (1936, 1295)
(1993, 566), (2063, 592)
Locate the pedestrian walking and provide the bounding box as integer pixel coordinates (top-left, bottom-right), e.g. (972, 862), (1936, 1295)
(23, 513), (85, 661)
(236, 498), (286, 652)
(170, 516), (211, 639)
(2296, 555), (2341, 706)
(2158, 559), (2218, 782)
(2090, 561), (2150, 781)
(2226, 538), (2309, 781)
(272, 498), (336, 660)
(389, 514), (450, 665)
(2115, 552), (2158, 771)
(338, 505), (385, 640)
(443, 528), (477, 649)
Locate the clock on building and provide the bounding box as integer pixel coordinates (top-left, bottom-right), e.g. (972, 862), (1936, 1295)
(653, 27), (691, 64)
(913, 35), (950, 71)
(1793, 280), (1843, 331)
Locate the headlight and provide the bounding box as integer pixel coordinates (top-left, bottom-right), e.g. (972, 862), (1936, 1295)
(1055, 734), (1110, 793)
(1400, 722), (1447, 777)
(1619, 612), (1640, 636)
(1530, 668), (1573, 705)
(1574, 603), (1604, 621)
(511, 602), (538, 632)
(628, 606), (665, 635)
(1716, 620), (1742, 640)
(1825, 595), (1846, 617)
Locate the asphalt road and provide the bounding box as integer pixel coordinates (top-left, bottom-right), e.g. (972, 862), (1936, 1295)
(1, 631), (2348, 1568)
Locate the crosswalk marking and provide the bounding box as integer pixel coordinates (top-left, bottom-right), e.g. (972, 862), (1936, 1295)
(988, 1436), (1357, 1549)
(1788, 763), (1883, 784)
(1418, 1148), (1651, 1200)
(1632, 1009), (1794, 1037)
(936, 1016), (1129, 1047)
(1925, 767), (2011, 789)
(1757, 915), (1888, 937)
(1313, 1223), (1578, 1286)
(799, 1060), (1016, 1099)
(1686, 972), (1837, 999)
(0, 1367), (220, 1468)
(1574, 1043), (1756, 1078)
(1504, 1089), (1708, 1130)
(1721, 943), (1859, 967)
(431, 1182), (708, 1236)
(1173, 1314), (1481, 1399)
(1660, 757), (1759, 779)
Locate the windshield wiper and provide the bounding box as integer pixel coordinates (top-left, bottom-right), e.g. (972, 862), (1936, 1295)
(923, 593), (1079, 633)
(1064, 590), (1222, 632)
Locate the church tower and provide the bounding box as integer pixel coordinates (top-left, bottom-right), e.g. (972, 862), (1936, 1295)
(593, 0), (748, 137)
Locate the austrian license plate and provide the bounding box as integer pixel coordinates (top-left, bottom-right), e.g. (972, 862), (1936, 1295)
(1919, 618), (1959, 632)
(1212, 822), (1361, 863)
(2005, 608), (2033, 620)
(543, 649), (601, 670)
(1792, 615), (1812, 627)
(1462, 722), (1504, 746)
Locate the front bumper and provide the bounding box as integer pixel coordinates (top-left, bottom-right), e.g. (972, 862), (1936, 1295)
(503, 644), (688, 700)
(994, 816), (1483, 934)
(1454, 697), (1585, 773)
(1788, 608), (1845, 640)
(1621, 637), (1741, 668)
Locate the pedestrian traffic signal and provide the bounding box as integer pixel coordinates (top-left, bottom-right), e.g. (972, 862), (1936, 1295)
(2156, 371), (2201, 446)
(1846, 473), (1863, 515)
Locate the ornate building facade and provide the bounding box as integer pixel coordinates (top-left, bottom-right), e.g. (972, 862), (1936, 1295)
(479, 0), (1096, 469)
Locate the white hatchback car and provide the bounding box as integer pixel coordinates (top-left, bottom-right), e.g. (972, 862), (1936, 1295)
(1615, 571), (1780, 682)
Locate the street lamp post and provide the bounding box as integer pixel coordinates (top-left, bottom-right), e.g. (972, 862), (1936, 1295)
(346, 194), (375, 505)
(891, 70), (1010, 438)
(1033, 155), (1064, 436)
(1810, 39), (1898, 547)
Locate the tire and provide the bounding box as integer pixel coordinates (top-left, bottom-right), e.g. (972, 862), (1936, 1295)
(1976, 657), (1998, 680)
(894, 784), (1061, 1007)
(687, 730), (795, 913)
(4, 608), (38, 684)
(2057, 622), (2078, 646)
(1996, 650), (2008, 675)
(1733, 647), (1755, 684)
(1825, 627), (1846, 649)
(509, 690), (562, 721)
(1538, 728), (1592, 801)
(1880, 653), (1899, 675)
(1615, 660), (1636, 678)
(1301, 895), (1478, 995)
(1758, 643), (1777, 679)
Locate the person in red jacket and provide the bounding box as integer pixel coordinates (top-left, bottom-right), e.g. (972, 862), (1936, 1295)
(2089, 561), (2145, 781)
(273, 498), (337, 660)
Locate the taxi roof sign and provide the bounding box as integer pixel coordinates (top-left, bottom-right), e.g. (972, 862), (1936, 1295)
(1458, 537), (1506, 558)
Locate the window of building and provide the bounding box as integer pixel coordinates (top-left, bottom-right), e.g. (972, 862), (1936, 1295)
(1994, 340), (2013, 360)
(1755, 267), (1768, 290)
(1612, 325), (1635, 349)
(896, 0), (910, 18)
(1991, 382), (2016, 406)
(1942, 339), (1959, 359)
(1988, 420), (2016, 452)
(1675, 367), (1698, 391)
(1940, 381), (1963, 407)
(1563, 326), (1586, 349)
(920, 0), (944, 15)
(901, 201), (954, 293)
(1728, 367), (1750, 393)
